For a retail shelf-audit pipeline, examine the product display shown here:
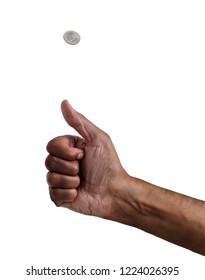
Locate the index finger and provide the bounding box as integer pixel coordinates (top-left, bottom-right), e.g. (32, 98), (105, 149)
(46, 136), (83, 161)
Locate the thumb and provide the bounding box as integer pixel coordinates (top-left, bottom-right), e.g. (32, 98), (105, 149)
(61, 100), (101, 143)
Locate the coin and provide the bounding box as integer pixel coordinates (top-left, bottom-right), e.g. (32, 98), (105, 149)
(63, 31), (80, 45)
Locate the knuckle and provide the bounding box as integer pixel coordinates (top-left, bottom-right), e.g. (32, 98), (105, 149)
(102, 130), (111, 139)
(46, 139), (55, 153)
(46, 136), (63, 153)
(74, 175), (81, 187)
(72, 161), (79, 175)
(46, 172), (57, 187)
(103, 132), (111, 141)
(49, 188), (61, 207)
(45, 155), (57, 170)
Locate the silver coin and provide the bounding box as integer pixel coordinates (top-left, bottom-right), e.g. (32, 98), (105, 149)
(63, 31), (80, 45)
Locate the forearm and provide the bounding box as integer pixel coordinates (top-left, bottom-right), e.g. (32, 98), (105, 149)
(109, 176), (205, 255)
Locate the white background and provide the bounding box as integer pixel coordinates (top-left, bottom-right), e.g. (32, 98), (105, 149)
(0, 0), (205, 279)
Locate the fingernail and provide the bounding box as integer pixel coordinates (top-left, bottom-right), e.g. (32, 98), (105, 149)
(77, 153), (84, 160)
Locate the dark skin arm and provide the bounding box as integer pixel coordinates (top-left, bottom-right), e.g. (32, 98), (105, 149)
(45, 100), (205, 256)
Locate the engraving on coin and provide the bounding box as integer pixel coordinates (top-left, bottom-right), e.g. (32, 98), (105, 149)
(63, 31), (80, 45)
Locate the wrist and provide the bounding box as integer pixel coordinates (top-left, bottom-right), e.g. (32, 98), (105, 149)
(105, 173), (144, 226)
(106, 175), (161, 229)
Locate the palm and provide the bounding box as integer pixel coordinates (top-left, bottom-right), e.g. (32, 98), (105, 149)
(67, 136), (121, 216)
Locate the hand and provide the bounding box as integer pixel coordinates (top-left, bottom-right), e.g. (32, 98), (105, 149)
(45, 100), (128, 218)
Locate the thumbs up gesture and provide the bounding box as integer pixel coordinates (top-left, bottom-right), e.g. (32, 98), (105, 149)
(45, 100), (128, 218)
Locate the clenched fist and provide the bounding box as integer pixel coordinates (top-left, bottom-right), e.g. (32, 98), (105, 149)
(45, 100), (128, 218)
